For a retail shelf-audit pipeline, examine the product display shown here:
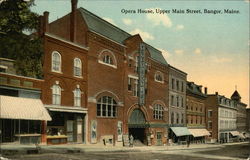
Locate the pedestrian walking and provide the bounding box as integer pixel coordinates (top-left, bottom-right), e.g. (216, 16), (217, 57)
(129, 135), (134, 147)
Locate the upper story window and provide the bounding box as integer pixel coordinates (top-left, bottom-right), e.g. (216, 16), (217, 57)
(208, 110), (212, 118)
(155, 71), (164, 83)
(73, 87), (81, 107)
(176, 80), (179, 90)
(171, 112), (174, 124)
(52, 84), (61, 105)
(176, 113), (179, 124)
(52, 51), (61, 72)
(171, 95), (174, 106)
(74, 58), (82, 77)
(171, 78), (175, 90)
(181, 81), (184, 92)
(98, 50), (117, 68)
(103, 55), (113, 65)
(153, 104), (164, 120)
(97, 96), (117, 118)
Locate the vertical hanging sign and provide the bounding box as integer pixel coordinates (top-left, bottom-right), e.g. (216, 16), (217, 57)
(138, 43), (145, 106)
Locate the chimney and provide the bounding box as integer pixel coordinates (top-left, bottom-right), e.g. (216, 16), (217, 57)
(43, 11), (49, 33)
(204, 87), (207, 95)
(215, 92), (218, 95)
(70, 0), (77, 42)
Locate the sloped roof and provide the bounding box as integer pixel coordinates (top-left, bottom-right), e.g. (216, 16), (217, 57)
(79, 8), (168, 65)
(231, 90), (241, 99)
(186, 81), (206, 98)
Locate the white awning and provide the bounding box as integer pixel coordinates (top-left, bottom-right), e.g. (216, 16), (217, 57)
(170, 127), (192, 137)
(188, 129), (211, 137)
(230, 131), (240, 136)
(45, 105), (88, 114)
(0, 95), (51, 121)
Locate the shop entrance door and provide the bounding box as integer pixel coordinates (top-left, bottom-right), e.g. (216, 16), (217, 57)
(156, 132), (162, 146)
(67, 120), (74, 142)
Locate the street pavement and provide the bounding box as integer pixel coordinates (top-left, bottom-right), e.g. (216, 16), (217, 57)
(0, 142), (249, 160)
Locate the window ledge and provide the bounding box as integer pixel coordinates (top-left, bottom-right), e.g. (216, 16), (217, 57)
(155, 79), (164, 84)
(51, 70), (63, 74)
(98, 60), (117, 69)
(74, 75), (83, 79)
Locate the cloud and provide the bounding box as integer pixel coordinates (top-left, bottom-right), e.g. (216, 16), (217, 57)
(122, 18), (132, 25)
(174, 49), (184, 55)
(130, 29), (154, 41)
(213, 57), (232, 63)
(194, 48), (202, 55)
(146, 8), (172, 28)
(158, 48), (171, 60)
(103, 17), (117, 26)
(176, 25), (184, 30)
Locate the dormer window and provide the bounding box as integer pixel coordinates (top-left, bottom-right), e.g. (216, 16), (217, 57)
(52, 51), (62, 73)
(155, 71), (164, 83)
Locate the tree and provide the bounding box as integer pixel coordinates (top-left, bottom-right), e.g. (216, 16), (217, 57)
(0, 0), (43, 78)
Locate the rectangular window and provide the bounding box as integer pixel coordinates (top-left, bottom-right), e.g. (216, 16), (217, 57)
(208, 121), (212, 129)
(181, 82), (184, 92)
(176, 80), (179, 91)
(133, 79), (138, 97)
(208, 110), (212, 118)
(128, 78), (132, 91)
(171, 78), (175, 90)
(176, 96), (179, 107)
(171, 95), (174, 106)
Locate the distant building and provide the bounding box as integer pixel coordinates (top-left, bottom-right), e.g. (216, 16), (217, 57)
(186, 82), (209, 143)
(231, 90), (248, 140)
(205, 92), (238, 143)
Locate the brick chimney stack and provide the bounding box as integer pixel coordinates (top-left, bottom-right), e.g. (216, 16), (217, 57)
(204, 87), (207, 95)
(43, 11), (49, 33)
(70, 0), (77, 42)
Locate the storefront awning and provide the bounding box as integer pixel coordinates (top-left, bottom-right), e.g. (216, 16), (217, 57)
(230, 131), (240, 136)
(0, 95), (51, 121)
(45, 105), (88, 114)
(171, 127), (192, 137)
(188, 129), (211, 137)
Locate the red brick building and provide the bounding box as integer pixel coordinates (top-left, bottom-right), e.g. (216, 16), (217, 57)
(39, 0), (169, 145)
(186, 82), (209, 143)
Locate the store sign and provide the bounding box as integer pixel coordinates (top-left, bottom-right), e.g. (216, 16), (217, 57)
(138, 43), (145, 106)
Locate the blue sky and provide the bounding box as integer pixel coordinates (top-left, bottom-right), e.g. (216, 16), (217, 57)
(32, 0), (249, 106)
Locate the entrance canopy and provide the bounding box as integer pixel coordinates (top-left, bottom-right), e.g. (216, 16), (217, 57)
(0, 95), (51, 121)
(171, 127), (192, 137)
(230, 131), (240, 136)
(45, 105), (88, 114)
(188, 129), (210, 137)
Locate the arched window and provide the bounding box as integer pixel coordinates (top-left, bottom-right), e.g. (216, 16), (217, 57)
(153, 104), (164, 120)
(74, 58), (82, 77)
(103, 55), (113, 65)
(74, 88), (81, 107)
(52, 51), (61, 72)
(155, 71), (164, 83)
(97, 96), (117, 117)
(171, 112), (174, 124)
(52, 84), (61, 105)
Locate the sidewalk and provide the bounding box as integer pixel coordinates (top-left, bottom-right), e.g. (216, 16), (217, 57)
(0, 141), (248, 155)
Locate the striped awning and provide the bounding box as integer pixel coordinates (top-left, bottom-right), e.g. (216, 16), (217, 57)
(171, 127), (192, 137)
(188, 129), (211, 137)
(0, 95), (51, 121)
(230, 131), (240, 136)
